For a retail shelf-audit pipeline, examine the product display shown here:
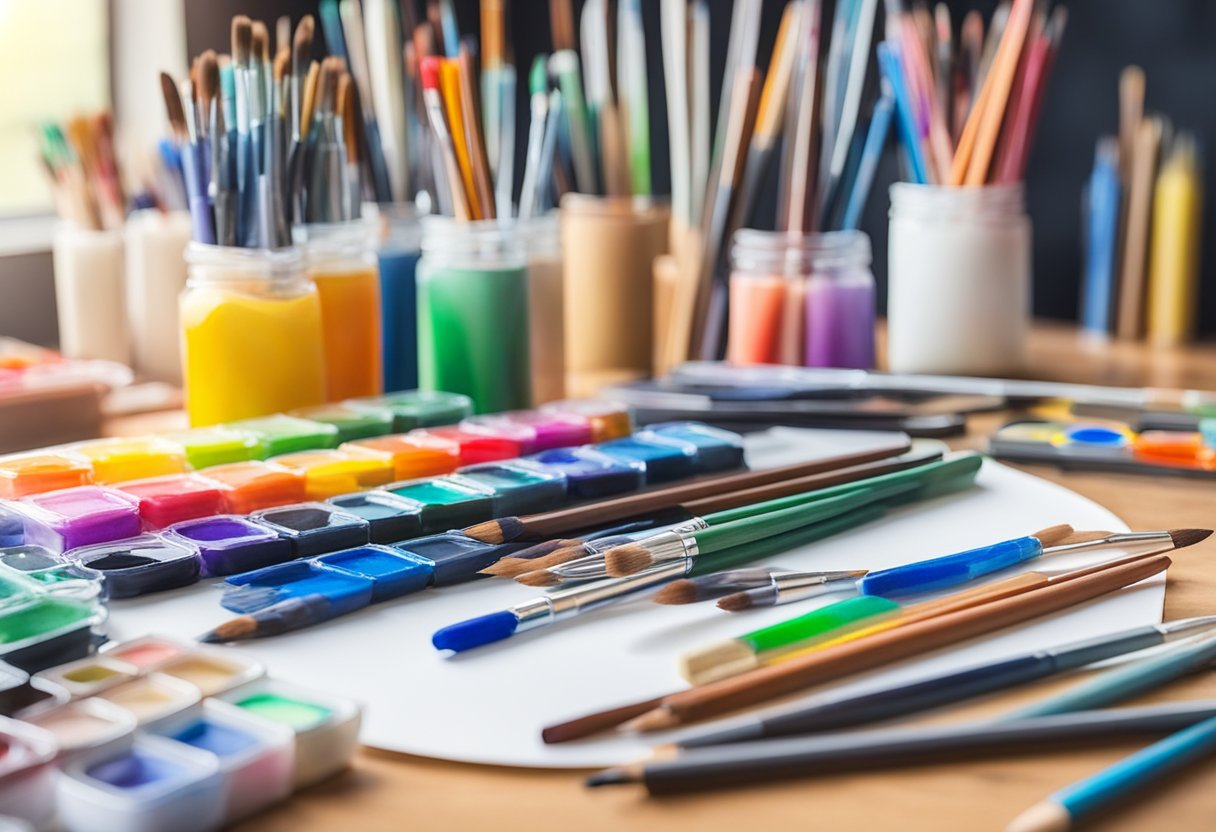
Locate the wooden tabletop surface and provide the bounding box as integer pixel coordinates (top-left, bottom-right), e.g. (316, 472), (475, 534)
(129, 323), (1216, 832)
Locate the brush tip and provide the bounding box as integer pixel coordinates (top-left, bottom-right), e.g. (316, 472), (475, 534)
(432, 610), (519, 652)
(196, 615), (256, 644)
(604, 543), (654, 577)
(716, 592), (755, 612)
(653, 580), (700, 605)
(516, 570), (561, 588)
(1170, 529), (1213, 549)
(585, 768), (632, 788)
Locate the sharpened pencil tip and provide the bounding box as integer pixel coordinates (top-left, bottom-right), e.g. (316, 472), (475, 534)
(585, 768), (632, 788)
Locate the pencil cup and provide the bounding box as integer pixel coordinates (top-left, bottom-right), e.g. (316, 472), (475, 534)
(524, 213), (565, 405)
(559, 195), (670, 384)
(374, 205), (422, 393)
(729, 230), (876, 369)
(180, 244), (326, 427)
(887, 183), (1031, 374)
(124, 210), (191, 383)
(51, 225), (129, 364)
(295, 220), (383, 401)
(416, 217), (531, 414)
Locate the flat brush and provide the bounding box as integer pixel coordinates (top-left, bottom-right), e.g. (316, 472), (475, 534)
(434, 503), (889, 654)
(587, 700), (1216, 796)
(465, 440), (914, 546)
(485, 448), (943, 578)
(601, 454), (982, 577)
(675, 615), (1216, 749)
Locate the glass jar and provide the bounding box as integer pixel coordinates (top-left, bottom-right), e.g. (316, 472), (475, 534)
(374, 205), (423, 393)
(888, 183), (1031, 374)
(729, 229), (876, 369)
(51, 225), (129, 364)
(294, 220), (383, 401)
(125, 209), (191, 383)
(181, 244), (326, 426)
(524, 213), (565, 404)
(416, 217), (531, 414)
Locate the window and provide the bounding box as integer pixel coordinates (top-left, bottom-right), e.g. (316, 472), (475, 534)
(0, 0), (110, 217)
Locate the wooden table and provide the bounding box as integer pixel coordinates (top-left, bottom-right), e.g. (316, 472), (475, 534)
(135, 323), (1216, 832)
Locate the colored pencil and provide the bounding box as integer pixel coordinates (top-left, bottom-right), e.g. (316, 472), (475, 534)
(587, 701), (1216, 796)
(1081, 138), (1122, 337)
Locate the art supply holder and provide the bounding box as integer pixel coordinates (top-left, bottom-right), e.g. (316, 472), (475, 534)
(728, 229), (876, 369)
(887, 183), (1031, 374)
(51, 225), (129, 364)
(294, 220), (383, 402)
(416, 216), (531, 414)
(559, 195), (670, 387)
(124, 210), (191, 384)
(180, 244), (325, 427)
(523, 213), (564, 405)
(375, 204), (423, 394)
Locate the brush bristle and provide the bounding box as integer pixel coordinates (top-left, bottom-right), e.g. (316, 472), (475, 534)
(198, 615), (257, 644)
(199, 51), (219, 102)
(466, 516), (524, 544)
(716, 592), (755, 612)
(232, 16), (253, 67)
(293, 15), (315, 70)
(516, 570), (561, 588)
(252, 20), (270, 63)
(604, 543), (654, 577)
(653, 580), (701, 605)
(1034, 524), (1074, 547)
(1170, 529), (1213, 550)
(274, 47), (290, 82)
(541, 697), (667, 745)
(159, 72), (187, 139)
(478, 540), (569, 577)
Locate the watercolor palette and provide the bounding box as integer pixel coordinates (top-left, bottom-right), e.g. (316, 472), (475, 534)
(595, 435), (700, 483)
(326, 490), (424, 544)
(384, 477), (497, 533)
(451, 463), (568, 515)
(539, 399), (634, 442)
(161, 426), (268, 469)
(638, 422), (747, 473)
(269, 448), (396, 500)
(347, 390), (473, 431)
(223, 415), (340, 456)
(519, 447), (646, 499)
(990, 419), (1216, 477)
(15, 486), (143, 554)
(288, 402), (395, 443)
(66, 438), (189, 485)
(341, 432), (462, 480)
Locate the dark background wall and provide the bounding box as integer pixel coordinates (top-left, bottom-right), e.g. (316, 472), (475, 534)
(186, 0), (1215, 332)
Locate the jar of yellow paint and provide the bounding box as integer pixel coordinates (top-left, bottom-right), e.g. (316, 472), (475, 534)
(181, 244), (326, 427)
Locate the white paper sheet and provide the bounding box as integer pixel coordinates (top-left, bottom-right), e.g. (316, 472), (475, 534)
(106, 430), (1155, 768)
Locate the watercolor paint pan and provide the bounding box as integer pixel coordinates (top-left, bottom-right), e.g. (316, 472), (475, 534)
(164, 515), (293, 577)
(66, 437), (189, 484)
(0, 506), (22, 548)
(57, 734), (224, 832)
(342, 432), (462, 479)
(0, 450), (94, 499)
(409, 425), (531, 464)
(220, 678), (361, 788)
(450, 463), (568, 515)
(289, 402), (395, 443)
(540, 399), (634, 441)
(466, 410), (594, 452)
(27, 697), (136, 759)
(269, 448), (396, 500)
(0, 660), (67, 717)
(315, 545), (435, 601)
(384, 477), (497, 534)
(115, 473), (229, 530)
(101, 635), (190, 672)
(0, 545), (64, 575)
(595, 435), (700, 483)
(221, 559), (375, 616)
(223, 414), (340, 456)
(0, 595), (101, 673)
(35, 654), (141, 699)
(152, 699), (294, 823)
(161, 426), (268, 469)
(326, 490), (424, 544)
(392, 532), (530, 586)
(637, 422), (747, 472)
(200, 460), (307, 514)
(66, 535), (202, 598)
(251, 503), (370, 558)
(155, 649), (265, 697)
(519, 447), (646, 500)
(15, 486), (143, 554)
(97, 673), (202, 728)
(0, 715), (59, 826)
(347, 390), (473, 431)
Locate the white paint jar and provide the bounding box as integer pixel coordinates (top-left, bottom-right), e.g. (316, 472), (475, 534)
(125, 210), (191, 383)
(52, 226), (129, 364)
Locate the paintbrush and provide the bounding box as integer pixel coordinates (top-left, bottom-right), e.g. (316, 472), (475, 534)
(600, 454), (981, 578)
(540, 552), (1175, 742)
(457, 41), (496, 219)
(340, 0), (395, 203)
(419, 57), (471, 220)
(688, 0), (711, 221)
(363, 0), (408, 202)
(438, 57), (481, 217)
(518, 55), (551, 220)
(617, 0), (650, 195)
(588, 700), (1216, 795)
(551, 50), (597, 194)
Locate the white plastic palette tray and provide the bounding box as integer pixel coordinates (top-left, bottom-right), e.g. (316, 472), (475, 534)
(107, 429), (1155, 768)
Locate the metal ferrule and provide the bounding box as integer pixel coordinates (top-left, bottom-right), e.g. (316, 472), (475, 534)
(633, 531), (699, 572)
(773, 570), (864, 603)
(1158, 615), (1216, 640)
(701, 568), (782, 590)
(544, 562), (689, 620)
(1044, 532), (1172, 557)
(510, 597), (557, 632)
(550, 553), (611, 581)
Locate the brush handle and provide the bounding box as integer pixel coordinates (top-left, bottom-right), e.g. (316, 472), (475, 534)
(857, 535), (1043, 598)
(742, 595), (901, 655)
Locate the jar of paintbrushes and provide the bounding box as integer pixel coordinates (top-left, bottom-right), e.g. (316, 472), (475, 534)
(180, 244), (326, 426)
(728, 230), (876, 369)
(559, 195), (670, 388)
(293, 219), (383, 401)
(416, 216), (531, 414)
(887, 183), (1030, 374)
(374, 204), (423, 394)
